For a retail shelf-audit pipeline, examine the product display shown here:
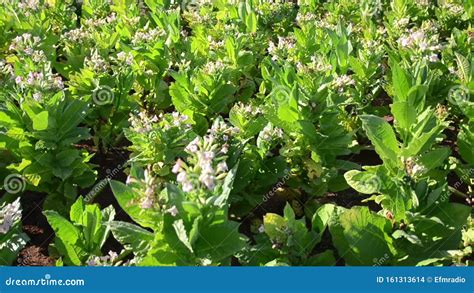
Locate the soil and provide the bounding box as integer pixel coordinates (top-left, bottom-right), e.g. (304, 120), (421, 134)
(16, 191), (55, 266)
(16, 246), (54, 266)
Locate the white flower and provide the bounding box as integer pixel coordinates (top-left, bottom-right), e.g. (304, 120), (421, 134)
(86, 259), (97, 266)
(203, 151), (215, 160)
(429, 53), (439, 62)
(15, 76), (23, 85)
(185, 138), (199, 153)
(220, 145), (228, 154)
(216, 162), (228, 173)
(200, 161), (214, 174)
(0, 199), (22, 234)
(140, 196), (154, 209)
(166, 205), (179, 217)
(172, 160), (183, 174)
(177, 172), (187, 183)
(258, 225), (265, 233)
(411, 164), (426, 176)
(199, 174), (215, 190)
(32, 93), (42, 101)
(419, 41), (428, 51)
(182, 181), (194, 192)
(116, 51), (126, 60)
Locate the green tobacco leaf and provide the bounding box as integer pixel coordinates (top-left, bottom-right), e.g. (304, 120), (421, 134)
(344, 170), (380, 194)
(359, 115), (400, 167)
(329, 206), (395, 266)
(82, 205), (103, 250)
(0, 227), (29, 265)
(109, 221), (154, 254)
(458, 123), (474, 164)
(54, 237), (83, 266)
(110, 180), (158, 229)
(43, 210), (79, 244)
(99, 205), (116, 248)
(391, 101), (416, 139)
(140, 233), (181, 266)
(305, 250), (337, 266)
(403, 124), (444, 157)
(245, 12), (257, 33)
(172, 219), (193, 253)
(312, 204), (338, 234)
(390, 60), (411, 102)
(395, 203), (471, 265)
(194, 220), (247, 263)
(69, 196), (85, 224)
(32, 111), (49, 131)
(417, 148), (451, 171)
(455, 52), (470, 83)
(56, 149), (80, 168)
(263, 213), (287, 243)
(213, 162), (239, 209)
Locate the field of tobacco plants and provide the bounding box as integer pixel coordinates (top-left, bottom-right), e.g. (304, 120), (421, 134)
(0, 0), (473, 267)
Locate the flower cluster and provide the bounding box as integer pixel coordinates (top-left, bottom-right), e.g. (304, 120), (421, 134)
(296, 55), (333, 74)
(62, 28), (91, 43)
(0, 199), (22, 234)
(84, 49), (110, 73)
(259, 123), (284, 141)
(232, 101), (263, 117)
(83, 13), (118, 28)
(17, 0), (40, 12)
(201, 60), (226, 75)
(131, 27), (166, 46)
(397, 23), (442, 62)
(268, 36), (296, 62)
(173, 136), (228, 192)
(128, 110), (159, 134)
(116, 51), (134, 66)
(62, 14), (118, 45)
(331, 74), (356, 92)
(9, 33), (41, 53)
(172, 119), (237, 193)
(441, 2), (465, 16)
(140, 167), (157, 209)
(295, 12), (318, 25)
(13, 68), (64, 99)
(86, 251), (128, 266)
